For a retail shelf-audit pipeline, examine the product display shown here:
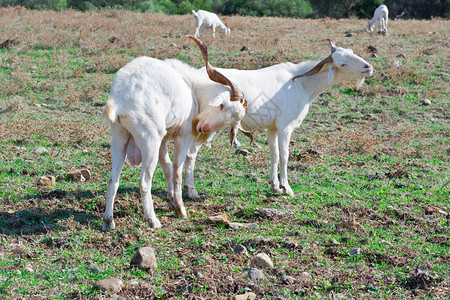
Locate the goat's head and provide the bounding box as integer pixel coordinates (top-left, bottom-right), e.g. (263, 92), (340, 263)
(188, 36), (248, 144)
(222, 27), (231, 36)
(367, 22), (375, 31)
(293, 39), (374, 89)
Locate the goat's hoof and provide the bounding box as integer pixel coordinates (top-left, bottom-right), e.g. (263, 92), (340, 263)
(187, 189), (199, 199)
(102, 217), (115, 231)
(281, 185), (294, 196)
(270, 185), (282, 194)
(174, 205), (188, 218)
(166, 200), (175, 210)
(147, 217), (162, 229)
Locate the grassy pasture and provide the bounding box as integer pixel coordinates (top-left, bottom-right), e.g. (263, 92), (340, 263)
(0, 6), (449, 299)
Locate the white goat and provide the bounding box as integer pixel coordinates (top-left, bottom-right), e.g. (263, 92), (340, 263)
(102, 37), (247, 230)
(183, 40), (373, 197)
(367, 5), (389, 33)
(192, 10), (230, 38)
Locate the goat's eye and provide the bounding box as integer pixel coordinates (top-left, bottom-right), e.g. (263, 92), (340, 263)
(220, 104), (224, 110)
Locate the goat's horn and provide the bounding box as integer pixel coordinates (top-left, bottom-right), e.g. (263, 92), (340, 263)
(239, 126), (254, 146)
(187, 35), (245, 103)
(326, 38), (337, 53)
(292, 55), (334, 81)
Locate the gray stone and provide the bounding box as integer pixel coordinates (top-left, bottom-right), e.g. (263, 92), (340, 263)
(228, 222), (258, 230)
(233, 292), (257, 300)
(97, 278), (123, 294)
(298, 271), (313, 283)
(233, 244), (248, 255)
(235, 149), (251, 157)
(422, 99), (432, 106)
(282, 275), (296, 284)
(349, 248), (361, 255)
(250, 253), (274, 268)
(257, 208), (292, 219)
(130, 247), (157, 272)
(247, 268), (264, 281)
(34, 147), (48, 155)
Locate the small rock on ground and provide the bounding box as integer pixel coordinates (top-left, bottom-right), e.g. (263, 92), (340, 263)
(38, 175), (56, 186)
(207, 213), (230, 226)
(34, 147), (48, 155)
(232, 292), (257, 300)
(228, 222), (258, 230)
(130, 247), (157, 272)
(251, 253), (274, 268)
(233, 243), (248, 255)
(67, 169), (91, 182)
(349, 248), (361, 255)
(97, 278), (123, 294)
(235, 149), (251, 156)
(282, 275), (296, 284)
(422, 99), (431, 106)
(298, 271), (313, 283)
(247, 268), (264, 281)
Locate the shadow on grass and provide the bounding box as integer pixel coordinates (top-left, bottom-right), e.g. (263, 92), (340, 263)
(0, 185), (176, 236)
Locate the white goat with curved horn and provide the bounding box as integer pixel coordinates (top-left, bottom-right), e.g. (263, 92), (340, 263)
(183, 39), (373, 197)
(102, 36), (247, 230)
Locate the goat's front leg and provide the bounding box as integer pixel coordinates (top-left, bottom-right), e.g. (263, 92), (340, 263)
(159, 140), (174, 209)
(268, 129), (281, 193)
(212, 25), (216, 38)
(184, 142), (202, 198)
(204, 132), (215, 148)
(278, 128), (294, 196)
(102, 125), (128, 231)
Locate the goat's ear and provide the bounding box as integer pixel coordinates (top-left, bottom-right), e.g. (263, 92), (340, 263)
(209, 92), (229, 107)
(356, 78), (365, 90)
(328, 66), (336, 85)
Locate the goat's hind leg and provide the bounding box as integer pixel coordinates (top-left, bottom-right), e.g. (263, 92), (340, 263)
(159, 140), (174, 209)
(138, 133), (163, 228)
(103, 124), (129, 231)
(172, 134), (192, 218)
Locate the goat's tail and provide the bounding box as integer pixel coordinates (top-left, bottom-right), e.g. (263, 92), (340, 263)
(102, 97), (118, 124)
(191, 10), (197, 16)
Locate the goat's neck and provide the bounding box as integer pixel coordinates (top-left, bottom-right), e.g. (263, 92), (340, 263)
(298, 71), (336, 103)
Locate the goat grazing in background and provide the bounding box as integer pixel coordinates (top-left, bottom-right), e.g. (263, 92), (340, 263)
(367, 5), (389, 33)
(102, 37), (247, 230)
(183, 40), (373, 197)
(192, 10), (230, 38)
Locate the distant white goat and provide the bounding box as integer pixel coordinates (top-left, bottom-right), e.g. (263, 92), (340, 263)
(102, 37), (247, 230)
(192, 10), (230, 38)
(367, 5), (389, 33)
(183, 40), (373, 197)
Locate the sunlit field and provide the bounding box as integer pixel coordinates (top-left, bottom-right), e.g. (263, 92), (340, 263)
(0, 7), (449, 299)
